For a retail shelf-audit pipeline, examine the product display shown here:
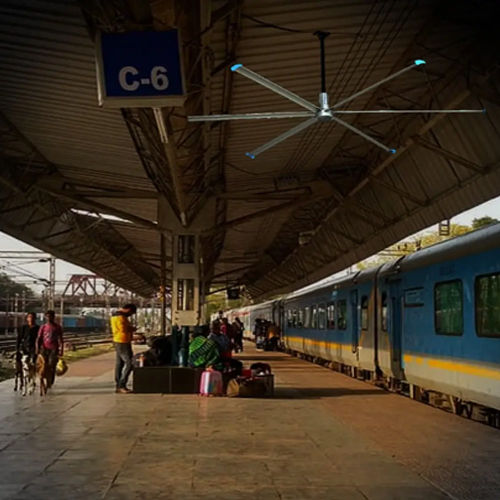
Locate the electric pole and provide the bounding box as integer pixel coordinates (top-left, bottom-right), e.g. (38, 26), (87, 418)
(48, 256), (56, 310)
(14, 293), (19, 334)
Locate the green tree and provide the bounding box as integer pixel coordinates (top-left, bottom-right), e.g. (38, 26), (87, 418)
(0, 273), (34, 298)
(472, 216), (499, 230)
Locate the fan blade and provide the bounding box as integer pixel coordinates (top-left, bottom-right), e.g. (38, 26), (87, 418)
(187, 111), (314, 122)
(246, 117), (317, 159)
(331, 116), (396, 154)
(334, 109), (486, 114)
(332, 59), (427, 110)
(231, 64), (317, 112)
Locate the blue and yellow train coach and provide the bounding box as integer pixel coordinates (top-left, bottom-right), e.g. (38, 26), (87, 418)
(231, 223), (500, 415)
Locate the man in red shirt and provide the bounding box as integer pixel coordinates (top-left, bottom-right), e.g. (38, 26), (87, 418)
(36, 310), (64, 389)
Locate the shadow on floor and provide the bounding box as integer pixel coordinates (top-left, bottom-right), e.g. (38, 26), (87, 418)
(235, 355), (286, 362)
(272, 386), (388, 399)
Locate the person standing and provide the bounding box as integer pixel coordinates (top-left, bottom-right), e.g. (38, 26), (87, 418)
(36, 310), (64, 389)
(17, 312), (39, 364)
(111, 304), (136, 394)
(233, 317), (244, 353)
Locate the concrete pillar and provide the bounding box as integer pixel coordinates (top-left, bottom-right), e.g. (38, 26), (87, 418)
(158, 196), (215, 328)
(171, 234), (201, 327)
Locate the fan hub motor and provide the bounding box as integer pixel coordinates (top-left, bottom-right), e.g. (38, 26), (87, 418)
(317, 108), (333, 122)
(317, 92), (333, 121)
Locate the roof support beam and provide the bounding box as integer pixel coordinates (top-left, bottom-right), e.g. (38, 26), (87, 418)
(152, 108), (188, 226)
(74, 189), (157, 199)
(208, 199), (298, 232)
(368, 175), (427, 206)
(0, 202), (33, 214)
(325, 182), (392, 225)
(414, 137), (483, 172)
(212, 264), (253, 280)
(36, 183), (158, 231)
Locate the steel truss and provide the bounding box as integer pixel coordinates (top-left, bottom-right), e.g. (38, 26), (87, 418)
(0, 112), (158, 297)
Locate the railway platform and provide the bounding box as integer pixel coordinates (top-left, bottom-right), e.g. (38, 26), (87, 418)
(0, 345), (499, 500)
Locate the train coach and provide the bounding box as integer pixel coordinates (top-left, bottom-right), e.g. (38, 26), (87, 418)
(228, 223), (500, 419)
(225, 299), (280, 338)
(0, 313), (106, 333)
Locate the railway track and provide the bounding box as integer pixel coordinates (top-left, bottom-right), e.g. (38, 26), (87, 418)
(0, 331), (111, 356)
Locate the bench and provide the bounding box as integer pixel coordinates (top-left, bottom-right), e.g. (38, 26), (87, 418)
(133, 366), (203, 394)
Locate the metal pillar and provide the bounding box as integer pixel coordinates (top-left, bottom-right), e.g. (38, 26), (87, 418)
(59, 296), (64, 323)
(139, 296), (144, 331)
(105, 289), (110, 335)
(14, 293), (19, 334)
(4, 295), (8, 334)
(48, 257), (56, 310)
(21, 290), (26, 315)
(150, 297), (156, 333)
(160, 232), (167, 336)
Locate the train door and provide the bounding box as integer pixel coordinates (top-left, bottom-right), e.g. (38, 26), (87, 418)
(272, 300), (284, 329)
(350, 289), (359, 361)
(389, 280), (403, 376)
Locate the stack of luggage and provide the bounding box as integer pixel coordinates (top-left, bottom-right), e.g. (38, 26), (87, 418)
(199, 362), (274, 397)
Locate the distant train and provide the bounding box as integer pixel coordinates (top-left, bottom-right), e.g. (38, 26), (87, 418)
(0, 313), (107, 333)
(227, 224), (500, 420)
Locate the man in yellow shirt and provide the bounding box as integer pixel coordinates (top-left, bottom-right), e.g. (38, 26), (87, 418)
(111, 303), (137, 393)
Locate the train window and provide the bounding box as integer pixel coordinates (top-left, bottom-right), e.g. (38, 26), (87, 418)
(337, 299), (347, 330)
(298, 308), (304, 328)
(304, 306), (311, 328)
(292, 309), (298, 328)
(327, 302), (336, 329)
(311, 305), (318, 329)
(475, 273), (500, 337)
(361, 296), (368, 330)
(435, 280), (463, 335)
(318, 303), (326, 329)
(286, 309), (293, 328)
(381, 292), (388, 331)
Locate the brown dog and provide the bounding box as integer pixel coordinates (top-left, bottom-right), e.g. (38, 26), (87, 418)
(36, 354), (49, 396)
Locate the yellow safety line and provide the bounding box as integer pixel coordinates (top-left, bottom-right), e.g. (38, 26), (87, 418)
(285, 336), (352, 352)
(403, 354), (500, 381)
(285, 338), (500, 380)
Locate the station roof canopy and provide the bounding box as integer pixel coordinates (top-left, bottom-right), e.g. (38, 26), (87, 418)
(0, 0), (499, 299)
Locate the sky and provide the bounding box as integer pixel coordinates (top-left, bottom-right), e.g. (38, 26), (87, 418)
(1, 195), (500, 294)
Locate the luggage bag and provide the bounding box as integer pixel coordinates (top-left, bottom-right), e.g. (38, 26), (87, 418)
(226, 374), (274, 398)
(199, 369), (223, 396)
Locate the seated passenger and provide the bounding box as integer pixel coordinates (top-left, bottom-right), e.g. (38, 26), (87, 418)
(208, 320), (232, 359)
(188, 330), (221, 370)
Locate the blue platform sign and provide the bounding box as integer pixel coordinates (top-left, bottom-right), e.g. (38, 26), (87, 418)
(96, 30), (185, 107)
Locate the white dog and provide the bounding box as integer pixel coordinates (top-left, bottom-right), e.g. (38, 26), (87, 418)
(13, 355), (23, 393)
(20, 354), (36, 396)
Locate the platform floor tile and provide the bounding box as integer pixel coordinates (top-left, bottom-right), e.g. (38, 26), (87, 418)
(0, 347), (499, 499)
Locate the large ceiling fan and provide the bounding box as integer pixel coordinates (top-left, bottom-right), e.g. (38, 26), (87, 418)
(188, 32), (484, 159)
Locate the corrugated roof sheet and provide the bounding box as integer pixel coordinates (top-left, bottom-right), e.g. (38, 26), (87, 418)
(1, 0), (499, 301)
